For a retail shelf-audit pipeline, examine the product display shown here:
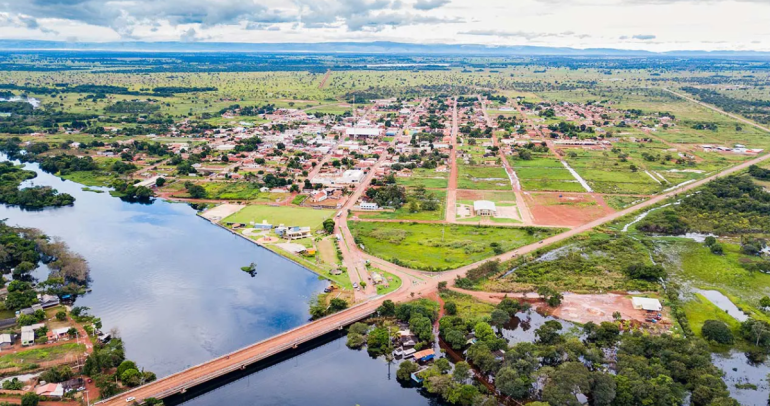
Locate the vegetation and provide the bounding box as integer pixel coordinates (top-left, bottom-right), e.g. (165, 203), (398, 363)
(350, 222), (558, 271)
(0, 162), (74, 208)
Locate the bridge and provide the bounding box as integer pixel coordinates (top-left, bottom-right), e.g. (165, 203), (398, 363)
(95, 297), (396, 405)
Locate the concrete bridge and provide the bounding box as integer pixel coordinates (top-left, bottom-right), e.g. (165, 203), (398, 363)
(95, 298), (387, 406)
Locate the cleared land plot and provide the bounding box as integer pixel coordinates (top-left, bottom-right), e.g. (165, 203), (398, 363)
(509, 155), (585, 192)
(196, 182), (287, 201)
(357, 190), (447, 221)
(349, 221), (559, 271)
(395, 168), (449, 189)
(527, 192), (614, 227)
(458, 165), (511, 190)
(224, 205), (335, 231)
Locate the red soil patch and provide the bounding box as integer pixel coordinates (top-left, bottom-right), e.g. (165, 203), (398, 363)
(526, 192), (614, 227)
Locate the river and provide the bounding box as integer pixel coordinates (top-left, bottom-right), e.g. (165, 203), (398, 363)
(0, 158), (442, 405)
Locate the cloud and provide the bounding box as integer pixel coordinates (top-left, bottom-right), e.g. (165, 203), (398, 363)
(0, 13), (57, 34)
(460, 29), (587, 40)
(413, 0), (450, 10)
(632, 34), (656, 40)
(346, 12), (462, 31)
(180, 27), (199, 42)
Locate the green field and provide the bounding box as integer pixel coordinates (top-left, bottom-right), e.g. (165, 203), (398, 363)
(0, 343), (86, 369)
(349, 221), (559, 271)
(458, 165), (511, 190)
(224, 205), (335, 231)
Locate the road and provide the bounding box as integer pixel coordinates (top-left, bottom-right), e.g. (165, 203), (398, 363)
(445, 97), (459, 223)
(101, 92), (770, 406)
(335, 99), (426, 299)
(478, 95), (533, 224)
(662, 87), (770, 133)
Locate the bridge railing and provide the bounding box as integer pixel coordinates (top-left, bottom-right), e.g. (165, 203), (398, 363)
(96, 303), (377, 404)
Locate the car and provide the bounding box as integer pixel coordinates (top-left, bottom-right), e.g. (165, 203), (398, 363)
(126, 397), (136, 402)
(87, 379), (93, 384)
(77, 387), (86, 392)
(352, 282), (359, 288)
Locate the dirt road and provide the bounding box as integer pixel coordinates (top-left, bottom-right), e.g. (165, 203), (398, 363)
(446, 98), (459, 223)
(479, 95), (533, 224)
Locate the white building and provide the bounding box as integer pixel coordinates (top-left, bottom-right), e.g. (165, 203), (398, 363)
(339, 170), (365, 184)
(473, 200), (497, 216)
(360, 202), (379, 210)
(346, 127), (382, 137)
(631, 297), (662, 312)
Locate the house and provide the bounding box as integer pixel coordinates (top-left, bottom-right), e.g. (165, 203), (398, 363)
(253, 220), (273, 230)
(412, 349), (435, 363)
(631, 297), (662, 312)
(39, 294), (60, 308)
(21, 324), (44, 346)
(473, 200), (497, 216)
(277, 226), (311, 240)
(311, 190), (328, 202)
(0, 333), (13, 348)
(35, 383), (64, 398)
(360, 202), (379, 210)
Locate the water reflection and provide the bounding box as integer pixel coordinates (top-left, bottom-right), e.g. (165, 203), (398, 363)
(0, 160), (328, 377)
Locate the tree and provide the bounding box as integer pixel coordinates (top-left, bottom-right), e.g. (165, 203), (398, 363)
(704, 236), (717, 247)
(155, 177), (166, 187)
(120, 368), (142, 387)
(117, 360), (138, 377)
(474, 322), (495, 342)
(702, 320), (734, 344)
(367, 326), (392, 356)
(710, 243), (724, 255)
(396, 360), (418, 381)
(535, 320), (563, 345)
(590, 371), (617, 406)
(496, 367), (531, 399)
(452, 361), (471, 383)
(328, 298), (348, 313)
(444, 301), (457, 315)
(490, 309), (509, 330)
(21, 393), (39, 406)
(761, 296), (770, 309)
(322, 219), (335, 234)
(410, 315), (433, 342)
(445, 329), (467, 350)
(741, 318), (770, 347)
(377, 300), (395, 317)
(436, 357), (451, 374)
(55, 310), (67, 321)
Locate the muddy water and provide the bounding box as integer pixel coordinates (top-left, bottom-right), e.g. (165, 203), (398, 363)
(712, 350), (770, 406)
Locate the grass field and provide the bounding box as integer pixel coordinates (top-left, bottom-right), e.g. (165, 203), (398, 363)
(224, 205), (335, 231)
(683, 293), (742, 339)
(374, 269), (402, 295)
(0, 343), (85, 369)
(349, 221), (559, 271)
(357, 190), (446, 221)
(660, 239), (770, 307)
(458, 165), (511, 190)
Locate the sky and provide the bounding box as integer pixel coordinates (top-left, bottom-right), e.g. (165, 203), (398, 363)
(0, 0), (767, 52)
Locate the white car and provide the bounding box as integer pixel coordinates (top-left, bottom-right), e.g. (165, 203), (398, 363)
(126, 397), (136, 403)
